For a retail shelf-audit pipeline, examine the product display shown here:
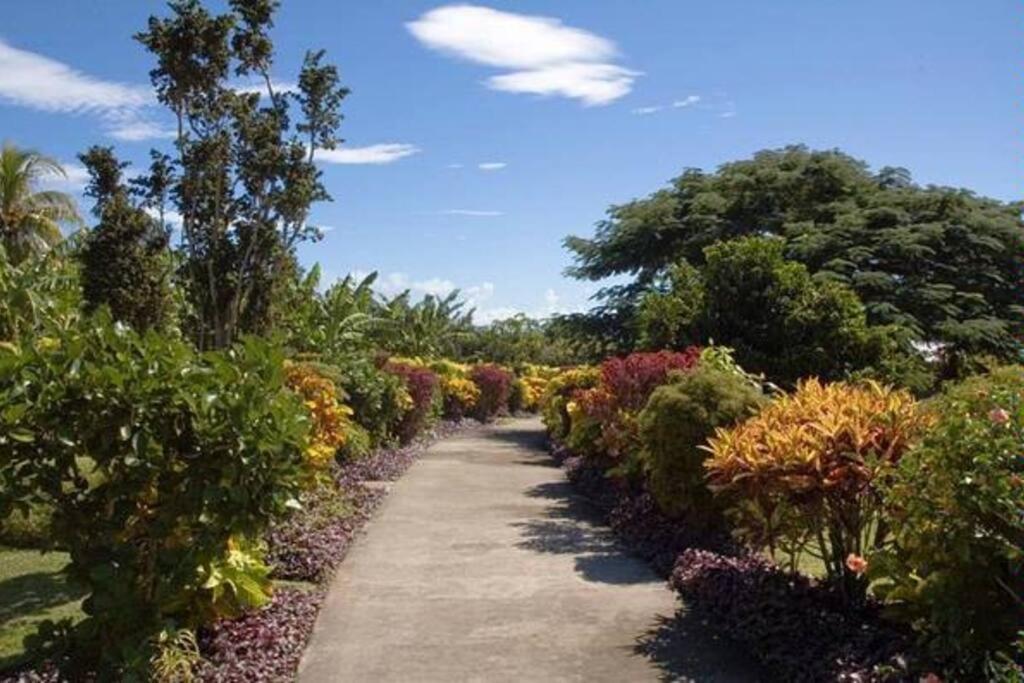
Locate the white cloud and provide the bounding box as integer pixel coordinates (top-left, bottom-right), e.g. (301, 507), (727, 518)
(543, 288), (559, 309)
(720, 110), (737, 118)
(488, 62), (636, 106)
(474, 306), (521, 325)
(442, 209), (503, 216)
(316, 143), (421, 165)
(672, 95), (701, 108)
(477, 161), (506, 171)
(40, 162), (90, 192)
(0, 38), (150, 114)
(144, 207), (184, 230)
(407, 5), (636, 105)
(107, 120), (175, 142)
(633, 94), (702, 116)
(446, 163), (465, 169)
(0, 38), (177, 142)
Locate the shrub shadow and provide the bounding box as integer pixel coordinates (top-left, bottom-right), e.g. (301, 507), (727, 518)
(0, 568), (86, 625)
(513, 480), (659, 586)
(634, 609), (764, 682)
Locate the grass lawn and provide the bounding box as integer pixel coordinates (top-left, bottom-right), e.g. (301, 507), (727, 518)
(0, 546), (84, 672)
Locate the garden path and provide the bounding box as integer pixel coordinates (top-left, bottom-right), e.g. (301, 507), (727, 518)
(298, 417), (761, 682)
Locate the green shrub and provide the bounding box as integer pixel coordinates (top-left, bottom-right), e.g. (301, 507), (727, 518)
(334, 357), (407, 446)
(0, 315), (307, 677)
(338, 422), (373, 461)
(639, 364), (765, 520)
(874, 366), (1024, 678)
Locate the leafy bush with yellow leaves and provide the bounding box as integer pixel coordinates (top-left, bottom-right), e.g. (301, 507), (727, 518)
(285, 363), (353, 470)
(541, 366), (600, 440)
(705, 378), (931, 600)
(441, 375), (480, 419)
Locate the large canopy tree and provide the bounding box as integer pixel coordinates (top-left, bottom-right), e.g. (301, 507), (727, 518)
(0, 143), (82, 263)
(565, 146), (1024, 357)
(134, 0), (348, 349)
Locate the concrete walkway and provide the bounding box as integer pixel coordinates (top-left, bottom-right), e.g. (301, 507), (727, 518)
(298, 417), (761, 682)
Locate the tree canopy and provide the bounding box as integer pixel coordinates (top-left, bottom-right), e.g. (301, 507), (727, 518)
(565, 146), (1024, 357)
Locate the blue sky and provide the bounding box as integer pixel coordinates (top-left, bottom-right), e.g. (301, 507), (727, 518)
(1, 1), (1019, 322)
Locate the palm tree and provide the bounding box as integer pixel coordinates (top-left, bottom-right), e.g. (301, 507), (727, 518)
(0, 143), (82, 263)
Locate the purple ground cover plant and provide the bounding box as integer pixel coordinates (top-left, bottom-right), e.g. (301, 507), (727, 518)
(196, 587), (325, 682)
(551, 439), (920, 682)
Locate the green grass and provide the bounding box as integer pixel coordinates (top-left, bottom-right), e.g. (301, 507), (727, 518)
(0, 546), (85, 672)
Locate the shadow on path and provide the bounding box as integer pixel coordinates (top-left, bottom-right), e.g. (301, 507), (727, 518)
(513, 479), (658, 586)
(634, 610), (764, 682)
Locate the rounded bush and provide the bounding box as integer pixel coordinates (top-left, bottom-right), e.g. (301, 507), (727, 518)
(876, 366), (1024, 677)
(0, 316), (308, 675)
(470, 364), (514, 421)
(639, 364), (765, 520)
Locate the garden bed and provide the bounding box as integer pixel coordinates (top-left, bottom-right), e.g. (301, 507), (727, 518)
(0, 420), (475, 683)
(553, 447), (920, 682)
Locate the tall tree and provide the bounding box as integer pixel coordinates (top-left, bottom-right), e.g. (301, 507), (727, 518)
(566, 146), (1024, 357)
(78, 146), (173, 332)
(135, 0), (348, 349)
(0, 143), (82, 263)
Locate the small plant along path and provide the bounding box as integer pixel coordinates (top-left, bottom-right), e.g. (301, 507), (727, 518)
(299, 417), (760, 682)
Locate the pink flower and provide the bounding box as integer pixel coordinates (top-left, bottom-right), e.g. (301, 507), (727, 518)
(845, 553), (869, 575)
(989, 408), (1011, 425)
(920, 674), (942, 683)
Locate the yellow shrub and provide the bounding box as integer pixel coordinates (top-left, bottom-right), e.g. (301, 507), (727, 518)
(518, 375), (549, 411)
(540, 366), (600, 440)
(442, 375), (480, 409)
(705, 378), (931, 592)
(285, 363), (354, 470)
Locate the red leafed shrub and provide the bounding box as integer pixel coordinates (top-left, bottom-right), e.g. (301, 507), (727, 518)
(599, 348), (701, 411)
(384, 361), (439, 443)
(578, 348), (702, 461)
(470, 364), (514, 421)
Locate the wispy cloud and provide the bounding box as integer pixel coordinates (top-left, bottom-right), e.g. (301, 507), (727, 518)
(407, 5), (638, 106)
(632, 94), (701, 115)
(0, 38), (149, 113)
(445, 162), (465, 169)
(442, 209), (503, 216)
(477, 161), (506, 171)
(40, 162), (90, 192)
(0, 38), (173, 141)
(316, 143), (421, 165)
(107, 120), (175, 142)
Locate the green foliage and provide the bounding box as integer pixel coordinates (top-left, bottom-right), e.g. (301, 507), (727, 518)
(463, 314), (582, 366)
(638, 236), (914, 386)
(0, 143), (82, 264)
(635, 262), (704, 350)
(333, 357), (407, 446)
(338, 421), (373, 461)
(134, 0), (348, 349)
(874, 366), (1024, 678)
(376, 290), (473, 357)
(0, 313), (307, 676)
(567, 145), (1024, 359)
(78, 146), (174, 332)
(0, 243), (81, 344)
(639, 363), (765, 520)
